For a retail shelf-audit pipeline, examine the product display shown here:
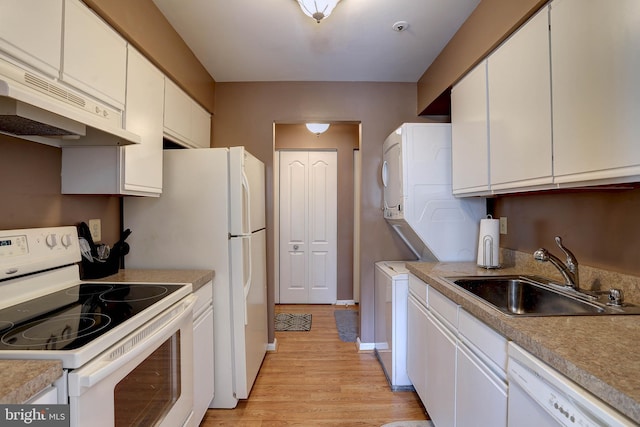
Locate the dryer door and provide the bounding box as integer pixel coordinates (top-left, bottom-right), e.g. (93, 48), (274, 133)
(382, 131), (403, 219)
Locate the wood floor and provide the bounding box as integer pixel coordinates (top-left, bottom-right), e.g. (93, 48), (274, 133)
(200, 304), (429, 426)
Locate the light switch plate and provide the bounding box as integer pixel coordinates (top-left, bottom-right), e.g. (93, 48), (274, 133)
(499, 217), (507, 235)
(89, 219), (101, 242)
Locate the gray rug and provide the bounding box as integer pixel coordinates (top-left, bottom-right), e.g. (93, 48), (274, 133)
(334, 309), (358, 342)
(275, 313), (312, 331)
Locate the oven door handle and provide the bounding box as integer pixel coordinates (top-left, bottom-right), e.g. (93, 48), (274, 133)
(69, 295), (197, 395)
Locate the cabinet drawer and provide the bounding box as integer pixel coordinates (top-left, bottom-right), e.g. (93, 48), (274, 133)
(408, 274), (427, 304)
(459, 309), (507, 371)
(429, 286), (458, 329)
(194, 281), (213, 318)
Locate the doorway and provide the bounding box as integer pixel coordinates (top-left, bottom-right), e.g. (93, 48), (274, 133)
(274, 123), (360, 305)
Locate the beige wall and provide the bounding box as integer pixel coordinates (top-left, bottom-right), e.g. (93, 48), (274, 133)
(493, 187), (640, 277)
(275, 123), (359, 301)
(213, 82), (431, 342)
(0, 136), (122, 244)
(417, 0), (547, 114)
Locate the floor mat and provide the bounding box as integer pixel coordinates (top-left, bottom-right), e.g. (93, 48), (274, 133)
(274, 313), (312, 331)
(334, 309), (358, 342)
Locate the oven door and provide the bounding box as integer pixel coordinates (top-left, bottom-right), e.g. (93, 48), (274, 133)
(68, 295), (196, 427)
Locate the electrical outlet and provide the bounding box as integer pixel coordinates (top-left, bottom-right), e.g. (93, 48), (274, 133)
(499, 217), (508, 235)
(88, 219), (101, 242)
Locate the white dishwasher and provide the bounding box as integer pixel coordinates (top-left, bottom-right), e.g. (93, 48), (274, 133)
(508, 342), (635, 427)
(374, 261), (412, 390)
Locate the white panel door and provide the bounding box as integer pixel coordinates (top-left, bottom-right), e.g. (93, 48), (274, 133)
(279, 151), (337, 304)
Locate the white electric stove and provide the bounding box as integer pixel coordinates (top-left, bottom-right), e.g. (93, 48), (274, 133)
(0, 226), (196, 427)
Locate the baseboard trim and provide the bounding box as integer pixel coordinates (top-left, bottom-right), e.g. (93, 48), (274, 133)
(266, 338), (278, 352)
(335, 300), (356, 307)
(356, 338), (375, 352)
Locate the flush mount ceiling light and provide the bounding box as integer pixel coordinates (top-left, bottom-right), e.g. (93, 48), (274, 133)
(296, 0), (341, 23)
(306, 123), (330, 135)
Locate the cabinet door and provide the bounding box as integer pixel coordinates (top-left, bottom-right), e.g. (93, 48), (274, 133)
(551, 0), (640, 184)
(407, 295), (428, 404)
(62, 0), (127, 109)
(452, 60), (490, 195)
(0, 0), (62, 77)
(191, 101), (211, 148)
(193, 284), (214, 424)
(425, 311), (456, 427)
(456, 343), (507, 427)
(164, 78), (193, 146)
(488, 6), (552, 192)
(123, 46), (164, 195)
(61, 48), (164, 196)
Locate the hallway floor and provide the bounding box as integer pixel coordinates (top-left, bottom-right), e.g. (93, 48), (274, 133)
(200, 304), (429, 426)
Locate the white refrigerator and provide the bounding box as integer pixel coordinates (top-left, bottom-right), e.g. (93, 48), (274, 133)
(123, 147), (268, 409)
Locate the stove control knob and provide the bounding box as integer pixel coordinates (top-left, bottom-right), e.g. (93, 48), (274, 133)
(61, 234), (73, 248)
(45, 233), (58, 249)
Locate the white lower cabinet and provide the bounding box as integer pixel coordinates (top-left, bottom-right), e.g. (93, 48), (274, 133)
(192, 282), (214, 425)
(407, 276), (429, 404)
(456, 343), (507, 427)
(456, 308), (508, 427)
(25, 385), (58, 404)
(424, 308), (457, 426)
(407, 274), (508, 427)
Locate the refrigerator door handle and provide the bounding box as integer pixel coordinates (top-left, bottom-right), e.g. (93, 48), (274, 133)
(244, 235), (253, 325)
(241, 169), (251, 235)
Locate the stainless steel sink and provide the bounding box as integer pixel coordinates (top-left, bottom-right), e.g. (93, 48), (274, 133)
(444, 275), (640, 316)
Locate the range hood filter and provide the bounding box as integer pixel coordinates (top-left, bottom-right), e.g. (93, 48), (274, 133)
(0, 97), (85, 138)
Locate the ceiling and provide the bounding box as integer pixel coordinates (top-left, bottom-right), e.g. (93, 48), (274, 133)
(152, 0), (481, 83)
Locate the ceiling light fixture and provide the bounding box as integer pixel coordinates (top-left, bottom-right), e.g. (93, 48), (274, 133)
(296, 0), (341, 23)
(306, 123), (330, 135)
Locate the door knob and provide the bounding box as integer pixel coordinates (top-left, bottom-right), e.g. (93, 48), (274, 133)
(293, 245), (299, 250)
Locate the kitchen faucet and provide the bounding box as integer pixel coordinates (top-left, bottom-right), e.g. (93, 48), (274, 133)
(533, 236), (580, 291)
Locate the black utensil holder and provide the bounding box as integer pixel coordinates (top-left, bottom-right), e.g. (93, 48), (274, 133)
(79, 246), (121, 279)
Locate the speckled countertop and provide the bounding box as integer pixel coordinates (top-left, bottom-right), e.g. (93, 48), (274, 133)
(94, 268), (214, 292)
(1, 269), (214, 404)
(0, 360), (62, 404)
(406, 259), (640, 424)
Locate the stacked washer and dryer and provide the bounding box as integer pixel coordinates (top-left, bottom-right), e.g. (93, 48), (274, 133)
(374, 123), (486, 389)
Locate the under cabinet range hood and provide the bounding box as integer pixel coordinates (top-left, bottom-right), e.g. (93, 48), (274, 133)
(0, 57), (140, 147)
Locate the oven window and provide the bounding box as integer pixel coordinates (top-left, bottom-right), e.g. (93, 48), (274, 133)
(114, 332), (181, 426)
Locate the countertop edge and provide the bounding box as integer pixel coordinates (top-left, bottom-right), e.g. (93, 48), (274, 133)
(0, 360), (63, 404)
(95, 269), (215, 292)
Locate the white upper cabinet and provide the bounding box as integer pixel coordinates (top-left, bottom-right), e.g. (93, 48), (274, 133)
(62, 0), (127, 109)
(451, 60), (490, 195)
(487, 6), (553, 192)
(61, 46), (164, 196)
(0, 0), (63, 77)
(121, 46), (164, 194)
(164, 78), (211, 148)
(551, 0), (640, 185)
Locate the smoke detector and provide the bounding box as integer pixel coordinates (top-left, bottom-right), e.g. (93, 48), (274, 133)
(392, 21), (409, 32)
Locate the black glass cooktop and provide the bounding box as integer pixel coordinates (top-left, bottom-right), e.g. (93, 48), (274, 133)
(0, 283), (185, 351)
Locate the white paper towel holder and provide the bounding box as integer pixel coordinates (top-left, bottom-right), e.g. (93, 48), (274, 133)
(478, 215), (501, 269)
